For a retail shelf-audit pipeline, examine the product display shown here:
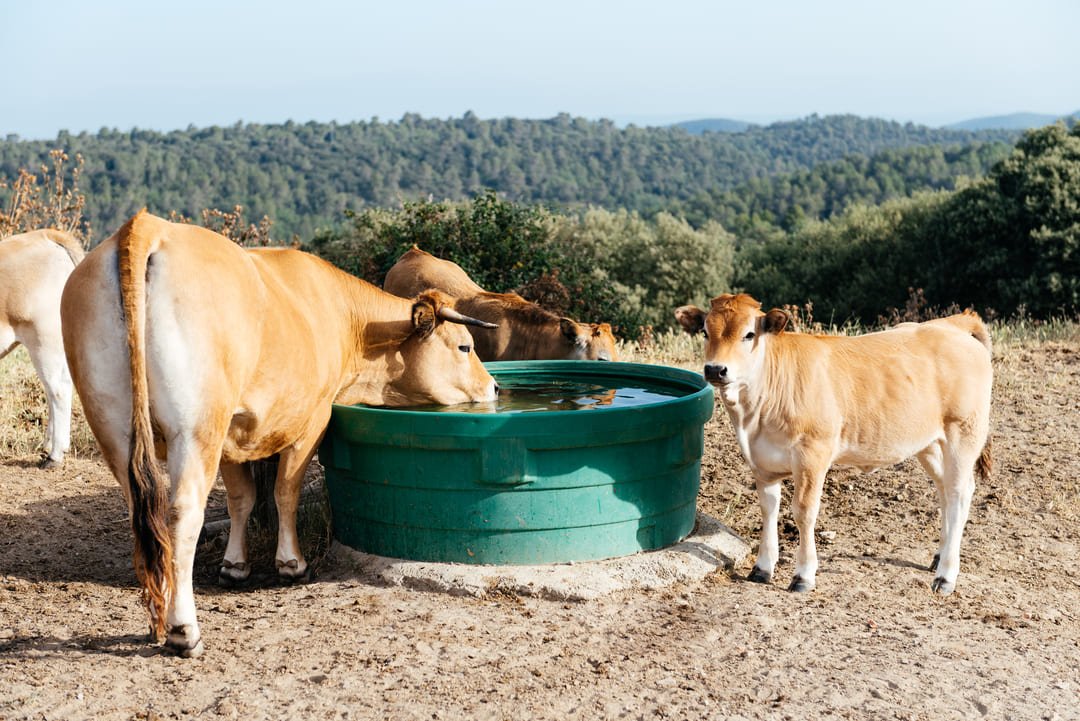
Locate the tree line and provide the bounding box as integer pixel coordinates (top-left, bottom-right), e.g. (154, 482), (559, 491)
(0, 114), (1017, 243)
(3, 114), (1073, 337)
(313, 123), (1080, 335)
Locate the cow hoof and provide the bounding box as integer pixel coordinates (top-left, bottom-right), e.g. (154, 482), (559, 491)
(788, 576), (815, 593)
(929, 554), (940, 572)
(931, 577), (955, 596)
(38, 456), (59, 470)
(746, 567), (772, 584)
(218, 561), (250, 587)
(276, 559), (310, 583)
(166, 626), (204, 658)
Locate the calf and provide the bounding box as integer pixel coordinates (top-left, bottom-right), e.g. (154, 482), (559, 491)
(676, 294), (992, 594)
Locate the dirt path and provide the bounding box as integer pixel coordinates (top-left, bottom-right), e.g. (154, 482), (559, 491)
(2, 342), (1079, 720)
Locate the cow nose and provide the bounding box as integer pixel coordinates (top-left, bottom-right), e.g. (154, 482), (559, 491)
(704, 363), (727, 381)
(493, 382), (501, 394)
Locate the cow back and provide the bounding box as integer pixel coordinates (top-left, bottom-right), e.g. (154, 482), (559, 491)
(383, 246), (485, 299)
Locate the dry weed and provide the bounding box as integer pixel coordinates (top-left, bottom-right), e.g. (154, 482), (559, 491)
(168, 205), (283, 247)
(0, 149), (90, 244)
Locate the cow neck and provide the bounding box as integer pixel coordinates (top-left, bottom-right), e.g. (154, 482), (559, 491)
(337, 286), (416, 406)
(513, 320), (568, 360)
(720, 335), (782, 417)
(756, 333), (810, 429)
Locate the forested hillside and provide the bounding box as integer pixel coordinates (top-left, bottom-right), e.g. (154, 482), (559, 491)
(312, 123), (1080, 334)
(0, 113), (1017, 242)
(673, 141), (1011, 232)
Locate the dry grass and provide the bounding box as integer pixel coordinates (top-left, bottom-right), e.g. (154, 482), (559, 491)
(617, 328), (703, 369)
(0, 347), (96, 461)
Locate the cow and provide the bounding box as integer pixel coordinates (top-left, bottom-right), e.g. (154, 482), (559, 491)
(383, 246), (619, 362)
(675, 294), (993, 596)
(0, 228), (84, 468)
(60, 211), (499, 657)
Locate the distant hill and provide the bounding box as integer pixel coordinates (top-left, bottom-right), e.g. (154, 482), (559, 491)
(0, 113), (1021, 242)
(672, 118), (755, 134)
(946, 111), (1078, 131)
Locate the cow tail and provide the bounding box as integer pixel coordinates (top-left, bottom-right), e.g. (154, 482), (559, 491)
(43, 228), (86, 266)
(966, 310), (993, 483)
(976, 436), (993, 482)
(964, 309), (992, 354)
(116, 211), (174, 642)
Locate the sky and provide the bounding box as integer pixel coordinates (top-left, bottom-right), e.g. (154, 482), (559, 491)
(2, 0), (1078, 140)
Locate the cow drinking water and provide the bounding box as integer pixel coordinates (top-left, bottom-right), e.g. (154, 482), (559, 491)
(384, 246), (618, 361)
(61, 211), (498, 657)
(676, 294), (992, 595)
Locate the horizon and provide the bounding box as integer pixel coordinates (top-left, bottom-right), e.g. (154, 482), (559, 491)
(6, 108), (1077, 143)
(3, 0), (1078, 141)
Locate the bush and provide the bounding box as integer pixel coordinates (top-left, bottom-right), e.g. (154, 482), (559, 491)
(734, 123), (1080, 322)
(307, 192), (736, 339)
(551, 208), (736, 332)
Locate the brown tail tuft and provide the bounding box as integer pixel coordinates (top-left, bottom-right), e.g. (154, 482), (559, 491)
(975, 436), (993, 481)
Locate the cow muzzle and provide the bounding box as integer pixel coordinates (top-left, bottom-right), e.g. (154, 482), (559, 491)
(703, 363), (729, 384)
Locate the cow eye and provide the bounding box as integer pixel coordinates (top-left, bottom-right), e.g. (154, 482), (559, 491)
(743, 331), (756, 341)
(458, 345), (472, 354)
(702, 328), (709, 339)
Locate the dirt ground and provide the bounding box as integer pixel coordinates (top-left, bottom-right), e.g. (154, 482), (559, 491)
(1, 340), (1079, 721)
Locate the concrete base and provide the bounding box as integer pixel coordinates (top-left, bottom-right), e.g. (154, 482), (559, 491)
(330, 512), (751, 601)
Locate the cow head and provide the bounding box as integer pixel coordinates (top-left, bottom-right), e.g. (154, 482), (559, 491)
(676, 294), (790, 390)
(392, 291), (499, 405)
(558, 319), (620, 361)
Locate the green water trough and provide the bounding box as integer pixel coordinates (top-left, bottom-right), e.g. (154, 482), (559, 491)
(318, 361), (714, 565)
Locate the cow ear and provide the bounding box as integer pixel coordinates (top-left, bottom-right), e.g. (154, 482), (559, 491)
(674, 306), (707, 336)
(560, 318), (586, 346)
(761, 308), (791, 334)
(411, 299), (437, 338)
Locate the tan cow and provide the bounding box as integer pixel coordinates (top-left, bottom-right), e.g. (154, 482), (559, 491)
(383, 246), (619, 361)
(61, 211), (498, 657)
(676, 294), (992, 595)
(0, 229), (84, 468)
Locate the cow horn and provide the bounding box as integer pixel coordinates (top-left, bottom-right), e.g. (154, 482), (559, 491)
(437, 306), (497, 329)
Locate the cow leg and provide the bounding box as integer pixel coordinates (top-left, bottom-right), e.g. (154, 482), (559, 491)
(931, 434), (979, 595)
(273, 421), (329, 581)
(917, 441), (947, 572)
(218, 461), (256, 585)
(789, 448), (829, 592)
(748, 479), (782, 584)
(20, 325), (73, 468)
(163, 439), (224, 658)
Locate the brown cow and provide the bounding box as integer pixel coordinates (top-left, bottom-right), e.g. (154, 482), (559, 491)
(676, 294), (992, 595)
(383, 246), (618, 361)
(61, 211), (498, 657)
(0, 229), (84, 467)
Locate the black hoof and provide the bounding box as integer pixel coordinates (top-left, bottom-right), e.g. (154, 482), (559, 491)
(281, 566), (312, 584)
(218, 560), (250, 588)
(788, 576), (815, 593)
(38, 456), (59, 470)
(217, 571), (249, 588)
(746, 567), (772, 584)
(931, 577), (955, 596)
(929, 554), (940, 572)
(276, 560), (311, 584)
(166, 626), (204, 658)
